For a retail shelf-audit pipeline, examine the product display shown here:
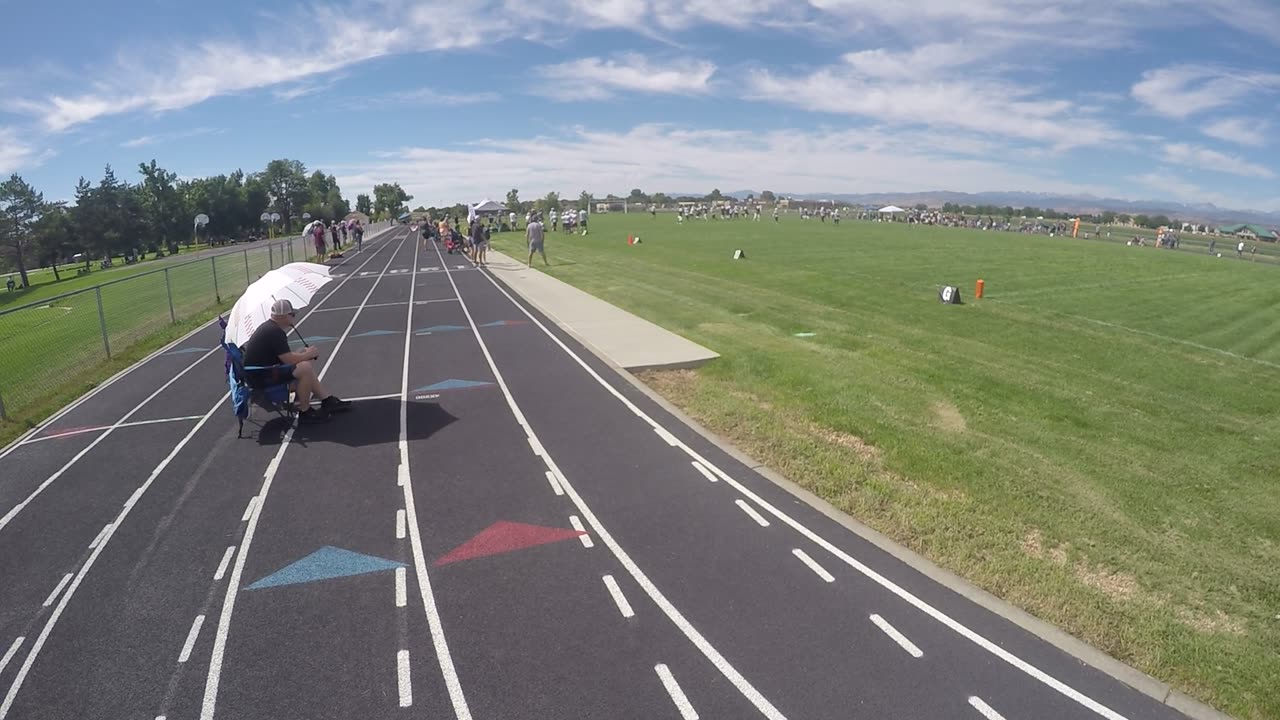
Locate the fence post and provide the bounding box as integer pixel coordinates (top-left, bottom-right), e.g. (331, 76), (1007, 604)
(96, 286), (111, 358)
(164, 268), (176, 323)
(287, 239), (294, 263)
(0, 391), (7, 420)
(269, 243), (274, 269)
(244, 249), (251, 285)
(212, 256), (221, 303)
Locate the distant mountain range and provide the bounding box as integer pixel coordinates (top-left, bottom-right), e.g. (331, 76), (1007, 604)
(715, 190), (1280, 226)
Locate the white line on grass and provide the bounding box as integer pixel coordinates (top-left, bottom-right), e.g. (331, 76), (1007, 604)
(568, 515), (594, 548)
(602, 575), (635, 618)
(397, 650), (412, 707)
(399, 236), (471, 719)
(40, 574), (72, 608)
(474, 266), (1139, 720)
(213, 546), (236, 581)
(655, 664), (699, 720)
(735, 499), (770, 527)
(0, 639), (23, 676)
(968, 696), (1008, 720)
(199, 230), (413, 720)
(395, 568), (407, 608)
(178, 615), (205, 663)
(869, 614), (923, 658)
(690, 461), (718, 483)
(792, 549), (835, 582)
(395, 509), (406, 539)
(544, 470), (564, 496)
(433, 242), (784, 720)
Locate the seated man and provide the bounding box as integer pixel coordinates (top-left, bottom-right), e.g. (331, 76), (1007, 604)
(241, 299), (351, 424)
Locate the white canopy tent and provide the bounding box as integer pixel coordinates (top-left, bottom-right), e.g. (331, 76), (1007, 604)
(472, 199), (507, 213)
(878, 205), (906, 213)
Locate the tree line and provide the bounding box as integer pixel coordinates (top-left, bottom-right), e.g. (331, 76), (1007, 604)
(0, 159), (415, 289)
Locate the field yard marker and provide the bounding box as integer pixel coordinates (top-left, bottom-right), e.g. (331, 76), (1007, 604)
(474, 265), (1139, 720)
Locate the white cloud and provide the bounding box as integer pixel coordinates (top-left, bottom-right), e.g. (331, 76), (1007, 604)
(1131, 65), (1280, 119)
(332, 123), (1101, 206)
(1161, 142), (1275, 179)
(1201, 117), (1269, 147)
(0, 128), (38, 174)
(385, 88), (501, 106)
(1130, 171), (1241, 209)
(533, 54), (716, 99)
(120, 127), (223, 149)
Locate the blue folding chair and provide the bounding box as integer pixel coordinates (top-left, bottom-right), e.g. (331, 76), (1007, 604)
(219, 317), (296, 438)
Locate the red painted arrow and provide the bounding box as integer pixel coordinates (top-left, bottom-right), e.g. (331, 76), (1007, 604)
(433, 521), (586, 567)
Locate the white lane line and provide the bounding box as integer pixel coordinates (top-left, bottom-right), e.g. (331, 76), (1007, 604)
(397, 650), (412, 707)
(0, 345), (221, 533)
(735, 499), (770, 527)
(870, 614), (923, 658)
(88, 523), (112, 549)
(404, 238), (472, 719)
(395, 567), (407, 608)
(0, 639), (23, 676)
(41, 574), (72, 608)
(527, 436), (544, 457)
(178, 615), (206, 663)
(654, 426), (679, 446)
(969, 696), (1008, 720)
(474, 271), (1137, 720)
(239, 496), (257, 523)
(395, 509), (406, 540)
(691, 460), (718, 483)
(792, 548), (834, 582)
(655, 664), (699, 720)
(213, 546), (236, 581)
(21, 415), (206, 445)
(602, 575), (635, 618)
(544, 470), (564, 496)
(200, 231), (414, 720)
(311, 300), (409, 313)
(568, 515), (594, 548)
(440, 243), (783, 720)
(339, 392), (402, 403)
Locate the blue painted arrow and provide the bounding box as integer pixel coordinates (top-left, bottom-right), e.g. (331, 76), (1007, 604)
(245, 546), (404, 591)
(412, 379), (493, 393)
(415, 324), (467, 335)
(164, 347), (211, 356)
(352, 329), (401, 338)
(479, 320), (526, 327)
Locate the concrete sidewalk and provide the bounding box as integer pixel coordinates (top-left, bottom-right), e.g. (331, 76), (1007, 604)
(485, 250), (718, 371)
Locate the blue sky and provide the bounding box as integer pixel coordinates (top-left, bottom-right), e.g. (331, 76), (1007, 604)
(3, 0), (1279, 211)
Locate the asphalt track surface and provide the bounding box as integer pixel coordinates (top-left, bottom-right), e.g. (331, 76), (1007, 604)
(0, 226), (1192, 720)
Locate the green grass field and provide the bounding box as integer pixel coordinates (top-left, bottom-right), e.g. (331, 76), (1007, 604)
(491, 214), (1279, 718)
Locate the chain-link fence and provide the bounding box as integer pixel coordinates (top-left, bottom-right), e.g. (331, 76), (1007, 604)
(0, 232), (329, 423)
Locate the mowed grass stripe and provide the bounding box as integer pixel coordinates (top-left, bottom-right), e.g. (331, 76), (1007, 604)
(491, 215), (1280, 718)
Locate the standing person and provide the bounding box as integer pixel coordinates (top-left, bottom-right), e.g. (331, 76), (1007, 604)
(311, 221), (327, 261)
(1208, 239), (1216, 255)
(330, 221), (341, 250)
(340, 220), (349, 247)
(549, 208), (558, 232)
(578, 207), (588, 236)
(471, 216), (489, 266)
(526, 214), (548, 267)
(773, 207), (780, 222)
(1237, 240), (1245, 258)
(509, 210), (518, 230)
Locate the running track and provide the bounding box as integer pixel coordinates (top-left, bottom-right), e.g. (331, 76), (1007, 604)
(0, 226), (1192, 719)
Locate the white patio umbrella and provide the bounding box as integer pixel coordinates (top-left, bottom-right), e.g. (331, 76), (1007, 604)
(223, 262), (333, 347)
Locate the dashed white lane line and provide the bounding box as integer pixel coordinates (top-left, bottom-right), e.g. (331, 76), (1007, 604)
(734, 499), (770, 527)
(602, 575), (635, 618)
(544, 470), (564, 496)
(0, 639), (23, 675)
(792, 548), (835, 583)
(397, 650), (412, 707)
(654, 426), (679, 446)
(568, 515), (594, 548)
(41, 574), (72, 608)
(213, 546), (236, 581)
(395, 509), (406, 540)
(690, 460), (718, 483)
(179, 615), (206, 663)
(969, 696), (1008, 720)
(395, 568), (407, 608)
(655, 664), (699, 720)
(870, 614), (923, 658)
(89, 523), (112, 549)
(527, 436), (544, 457)
(240, 496), (257, 523)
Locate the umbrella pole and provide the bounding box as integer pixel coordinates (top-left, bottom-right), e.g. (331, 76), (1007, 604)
(292, 326), (310, 347)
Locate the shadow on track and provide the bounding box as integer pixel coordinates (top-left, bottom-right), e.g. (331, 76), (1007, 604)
(246, 398), (457, 447)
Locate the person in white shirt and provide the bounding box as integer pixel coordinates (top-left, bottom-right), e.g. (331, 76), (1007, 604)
(509, 211), (518, 230)
(578, 208), (588, 235)
(550, 209), (558, 232)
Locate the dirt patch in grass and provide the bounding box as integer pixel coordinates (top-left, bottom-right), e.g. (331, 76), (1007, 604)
(932, 401), (967, 432)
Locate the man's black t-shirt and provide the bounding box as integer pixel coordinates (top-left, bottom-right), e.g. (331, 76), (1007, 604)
(242, 321), (290, 368)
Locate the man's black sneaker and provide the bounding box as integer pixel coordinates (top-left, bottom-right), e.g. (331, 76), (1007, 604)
(321, 395), (353, 412)
(297, 408), (330, 425)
